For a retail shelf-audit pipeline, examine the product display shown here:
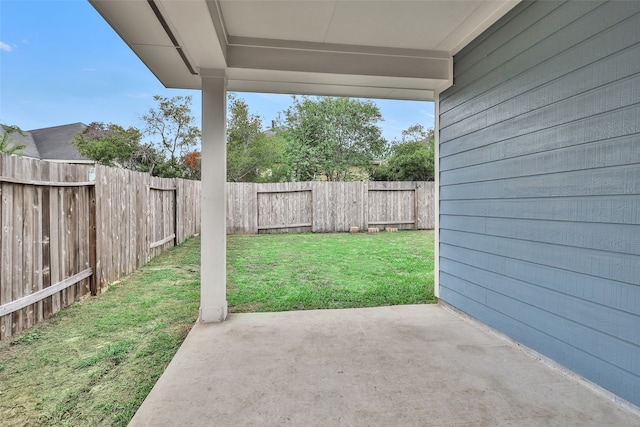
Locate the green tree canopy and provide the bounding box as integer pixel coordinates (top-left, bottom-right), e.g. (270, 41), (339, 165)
(142, 95), (201, 163)
(280, 96), (387, 181)
(370, 124), (435, 181)
(140, 95), (202, 179)
(74, 122), (162, 173)
(226, 95), (285, 182)
(0, 124), (26, 156)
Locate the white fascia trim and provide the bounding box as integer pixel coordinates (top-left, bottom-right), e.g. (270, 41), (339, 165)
(229, 78), (435, 101)
(450, 0), (521, 55)
(226, 44), (450, 82)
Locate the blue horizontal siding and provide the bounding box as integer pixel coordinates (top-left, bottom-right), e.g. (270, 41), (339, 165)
(442, 65), (640, 144)
(440, 195), (640, 225)
(440, 243), (640, 316)
(441, 134), (640, 185)
(441, 229), (639, 285)
(441, 258), (640, 345)
(441, 104), (640, 171)
(449, 1), (561, 79)
(440, 285), (640, 407)
(441, 1), (639, 117)
(440, 216), (640, 255)
(440, 271), (640, 374)
(438, 0), (640, 407)
(441, 71), (640, 158)
(441, 163), (640, 200)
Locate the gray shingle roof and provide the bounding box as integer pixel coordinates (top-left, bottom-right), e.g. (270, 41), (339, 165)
(0, 126), (41, 158)
(1, 123), (91, 162)
(30, 123), (89, 161)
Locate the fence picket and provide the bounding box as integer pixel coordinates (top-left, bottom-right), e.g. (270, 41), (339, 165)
(0, 154), (201, 339)
(227, 181), (434, 234)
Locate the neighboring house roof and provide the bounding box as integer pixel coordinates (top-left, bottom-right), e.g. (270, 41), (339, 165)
(29, 123), (89, 162)
(1, 123), (91, 163)
(1, 127), (41, 158)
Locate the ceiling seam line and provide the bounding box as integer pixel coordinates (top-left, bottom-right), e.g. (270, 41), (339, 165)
(227, 45), (451, 61)
(322, 0), (339, 44)
(147, 0), (198, 75)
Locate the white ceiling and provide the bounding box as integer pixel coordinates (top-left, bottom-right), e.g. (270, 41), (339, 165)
(90, 0), (519, 101)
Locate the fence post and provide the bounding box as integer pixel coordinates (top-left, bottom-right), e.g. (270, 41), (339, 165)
(414, 183), (419, 230)
(173, 178), (178, 246)
(88, 185), (98, 295)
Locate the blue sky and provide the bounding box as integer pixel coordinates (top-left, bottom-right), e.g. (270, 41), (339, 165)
(0, 0), (435, 143)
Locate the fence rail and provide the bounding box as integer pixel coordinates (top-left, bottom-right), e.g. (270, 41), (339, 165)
(0, 154), (201, 340)
(1, 154), (430, 339)
(227, 181), (435, 234)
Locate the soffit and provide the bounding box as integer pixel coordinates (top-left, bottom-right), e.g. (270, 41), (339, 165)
(90, 0), (519, 100)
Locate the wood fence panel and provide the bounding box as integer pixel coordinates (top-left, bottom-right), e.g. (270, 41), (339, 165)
(368, 181), (418, 230)
(1, 156), (14, 339)
(0, 156), (93, 339)
(311, 182), (327, 233)
(257, 182), (313, 233)
(333, 181), (366, 232)
(227, 181), (434, 234)
(27, 160), (42, 326)
(48, 163), (61, 316)
(227, 182), (257, 235)
(40, 161), (52, 321)
(148, 176), (176, 257)
(12, 156), (24, 337)
(93, 169), (199, 285)
(178, 178), (201, 241)
(176, 179), (185, 243)
(94, 167), (200, 288)
(417, 181), (435, 229)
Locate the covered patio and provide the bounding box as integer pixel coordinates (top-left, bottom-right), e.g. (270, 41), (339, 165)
(128, 304), (638, 426)
(91, 0), (640, 419)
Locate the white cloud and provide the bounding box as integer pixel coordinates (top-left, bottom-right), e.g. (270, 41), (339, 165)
(22, 39), (28, 45)
(419, 109), (435, 119)
(0, 42), (12, 52)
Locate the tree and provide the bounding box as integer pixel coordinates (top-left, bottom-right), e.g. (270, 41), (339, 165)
(226, 95), (285, 182)
(370, 124), (435, 181)
(280, 96), (387, 181)
(0, 124), (27, 156)
(181, 150), (201, 180)
(142, 95), (201, 168)
(74, 122), (161, 172)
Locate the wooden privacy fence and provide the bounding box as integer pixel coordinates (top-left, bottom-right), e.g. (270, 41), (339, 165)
(227, 181), (435, 234)
(0, 155), (201, 340)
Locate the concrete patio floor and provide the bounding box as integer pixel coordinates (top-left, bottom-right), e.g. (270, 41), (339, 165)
(129, 304), (639, 426)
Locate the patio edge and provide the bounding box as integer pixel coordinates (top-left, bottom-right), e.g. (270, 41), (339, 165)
(438, 301), (640, 418)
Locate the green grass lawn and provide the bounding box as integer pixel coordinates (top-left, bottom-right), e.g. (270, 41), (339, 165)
(0, 230), (434, 426)
(0, 238), (201, 427)
(227, 230), (435, 312)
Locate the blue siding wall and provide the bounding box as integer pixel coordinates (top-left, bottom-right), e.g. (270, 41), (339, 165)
(438, 0), (640, 406)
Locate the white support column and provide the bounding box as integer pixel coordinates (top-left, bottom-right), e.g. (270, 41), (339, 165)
(433, 93), (441, 299)
(200, 69), (228, 322)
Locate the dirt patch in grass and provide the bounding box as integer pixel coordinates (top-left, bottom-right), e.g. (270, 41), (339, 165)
(0, 237), (201, 427)
(227, 230), (435, 312)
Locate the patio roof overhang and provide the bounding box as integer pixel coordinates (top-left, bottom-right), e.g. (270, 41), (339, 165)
(89, 0), (522, 323)
(89, 0), (520, 101)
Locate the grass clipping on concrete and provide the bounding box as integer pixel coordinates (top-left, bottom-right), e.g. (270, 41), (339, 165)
(0, 230), (434, 426)
(228, 230), (435, 312)
(0, 237), (201, 427)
